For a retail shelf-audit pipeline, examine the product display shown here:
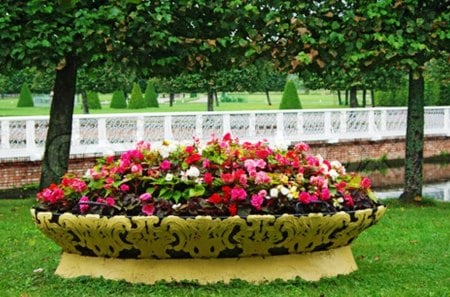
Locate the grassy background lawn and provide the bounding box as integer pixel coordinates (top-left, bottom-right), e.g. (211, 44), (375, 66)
(0, 198), (449, 296)
(0, 91), (341, 117)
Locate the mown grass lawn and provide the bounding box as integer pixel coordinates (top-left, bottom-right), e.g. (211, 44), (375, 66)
(0, 91), (340, 117)
(0, 198), (449, 297)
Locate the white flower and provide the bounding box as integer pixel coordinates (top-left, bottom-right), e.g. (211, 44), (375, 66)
(165, 173), (174, 181)
(186, 166), (200, 178)
(329, 169), (339, 181)
(172, 203), (181, 210)
(278, 185), (289, 196)
(270, 188), (278, 198)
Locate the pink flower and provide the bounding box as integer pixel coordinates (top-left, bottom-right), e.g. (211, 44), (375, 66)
(231, 187), (247, 201)
(131, 164), (143, 174)
(202, 159), (210, 168)
(79, 196), (90, 213)
(320, 188), (331, 201)
(105, 197), (115, 207)
(299, 192), (312, 204)
(251, 194), (264, 211)
(142, 204), (155, 216)
(255, 171), (270, 184)
(160, 160), (171, 170)
(119, 184), (130, 192)
(294, 142), (310, 152)
(139, 193), (152, 202)
(360, 177), (371, 189)
(344, 195), (354, 207)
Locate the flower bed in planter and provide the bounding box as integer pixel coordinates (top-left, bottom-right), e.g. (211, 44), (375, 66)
(32, 133), (385, 284)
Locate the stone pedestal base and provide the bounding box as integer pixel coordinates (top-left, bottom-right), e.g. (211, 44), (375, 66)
(55, 245), (357, 284)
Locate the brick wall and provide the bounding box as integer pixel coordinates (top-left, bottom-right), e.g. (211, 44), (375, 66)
(1, 136), (449, 190)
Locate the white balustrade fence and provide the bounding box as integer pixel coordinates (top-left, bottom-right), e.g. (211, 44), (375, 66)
(1, 107), (449, 161)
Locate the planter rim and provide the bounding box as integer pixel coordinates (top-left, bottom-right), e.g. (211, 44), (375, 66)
(31, 204), (386, 220)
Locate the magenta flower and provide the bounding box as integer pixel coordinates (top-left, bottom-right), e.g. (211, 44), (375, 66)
(251, 194), (264, 211)
(360, 177), (371, 189)
(160, 159), (171, 171)
(119, 184), (130, 192)
(79, 196), (90, 213)
(139, 193), (152, 202)
(231, 187), (247, 201)
(299, 192), (312, 204)
(142, 204), (155, 216)
(105, 197), (115, 207)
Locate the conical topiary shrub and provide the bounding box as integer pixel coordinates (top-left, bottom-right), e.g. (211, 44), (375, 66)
(87, 91), (102, 109)
(144, 80), (159, 107)
(279, 80), (302, 109)
(17, 83), (34, 107)
(110, 90), (127, 109)
(128, 83), (146, 109)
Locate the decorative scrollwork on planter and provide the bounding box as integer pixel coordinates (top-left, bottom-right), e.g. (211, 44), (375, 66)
(31, 206), (386, 259)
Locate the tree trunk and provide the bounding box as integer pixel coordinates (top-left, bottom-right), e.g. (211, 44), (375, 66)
(337, 90), (342, 105)
(81, 90), (89, 114)
(207, 90), (214, 111)
(371, 89), (375, 107)
(214, 91), (219, 107)
(265, 89), (272, 105)
(169, 93), (174, 107)
(399, 69), (425, 203)
(39, 54), (78, 189)
(349, 86), (358, 107)
(362, 89), (367, 107)
(345, 89), (349, 105)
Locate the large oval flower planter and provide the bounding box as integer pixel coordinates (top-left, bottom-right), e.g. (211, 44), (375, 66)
(31, 205), (386, 284)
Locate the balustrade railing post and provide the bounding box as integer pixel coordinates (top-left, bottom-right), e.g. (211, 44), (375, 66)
(136, 116), (144, 141)
(324, 111), (334, 143)
(222, 114), (231, 136)
(26, 119), (41, 160)
(1, 119), (10, 150)
(98, 118), (108, 146)
(368, 109), (380, 140)
(195, 114), (203, 139)
(380, 109), (387, 137)
(164, 115), (174, 140)
(276, 112), (284, 141)
(445, 108), (450, 136)
(249, 113), (256, 138)
(297, 111), (304, 135)
(72, 118), (80, 146)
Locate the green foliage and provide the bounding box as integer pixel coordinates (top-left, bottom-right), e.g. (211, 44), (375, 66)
(128, 83), (146, 109)
(144, 80), (159, 107)
(375, 89), (408, 106)
(87, 91), (101, 109)
(279, 80), (302, 109)
(16, 83), (34, 107)
(110, 90), (127, 109)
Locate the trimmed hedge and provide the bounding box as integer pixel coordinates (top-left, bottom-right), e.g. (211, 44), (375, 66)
(144, 80), (159, 107)
(128, 83), (146, 109)
(110, 90), (127, 109)
(17, 83), (34, 107)
(279, 80), (302, 109)
(87, 91), (102, 109)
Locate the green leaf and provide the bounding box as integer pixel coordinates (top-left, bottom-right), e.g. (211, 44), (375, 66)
(188, 184), (205, 198)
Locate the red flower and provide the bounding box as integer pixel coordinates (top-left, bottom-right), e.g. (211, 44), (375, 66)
(185, 145), (195, 154)
(185, 153), (201, 165)
(208, 193), (222, 204)
(228, 204), (237, 216)
(299, 192), (312, 204)
(221, 173), (234, 184)
(203, 172), (214, 185)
